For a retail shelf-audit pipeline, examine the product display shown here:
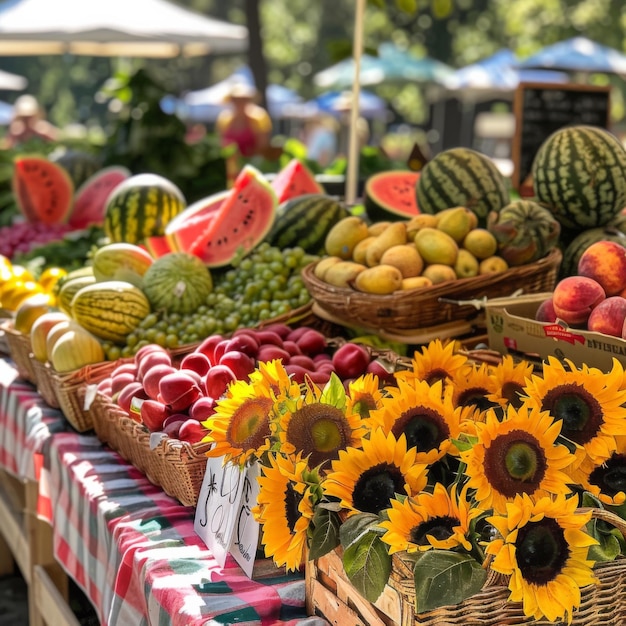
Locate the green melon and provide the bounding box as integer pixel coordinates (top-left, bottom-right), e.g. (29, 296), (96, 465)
(415, 147), (509, 227)
(142, 251), (213, 314)
(532, 125), (626, 232)
(264, 194), (350, 255)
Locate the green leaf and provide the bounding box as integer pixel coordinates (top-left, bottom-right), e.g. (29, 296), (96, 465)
(413, 550), (486, 613)
(586, 518), (622, 563)
(339, 512), (382, 548)
(309, 507), (341, 560)
(320, 372), (347, 409)
(343, 532), (392, 603)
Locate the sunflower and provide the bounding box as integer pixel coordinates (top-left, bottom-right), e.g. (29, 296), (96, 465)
(394, 339), (469, 388)
(275, 373), (367, 471)
(379, 482), (483, 554)
(253, 452), (318, 572)
(322, 428), (429, 516)
(249, 359), (295, 398)
(203, 378), (275, 466)
(345, 373), (386, 419)
(449, 361), (503, 424)
(367, 378), (462, 465)
(522, 356), (626, 469)
(485, 355), (534, 410)
(485, 493), (598, 624)
(574, 435), (626, 507)
(461, 402), (575, 513)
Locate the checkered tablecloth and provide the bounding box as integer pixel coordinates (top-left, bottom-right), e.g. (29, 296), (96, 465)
(0, 356), (326, 626)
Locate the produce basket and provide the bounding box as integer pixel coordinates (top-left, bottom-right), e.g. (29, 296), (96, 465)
(0, 319), (37, 383)
(301, 247), (562, 336)
(306, 507), (626, 626)
(30, 359), (61, 409)
(88, 393), (211, 507)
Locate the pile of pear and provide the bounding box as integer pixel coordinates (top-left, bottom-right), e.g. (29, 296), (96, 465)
(315, 207), (509, 295)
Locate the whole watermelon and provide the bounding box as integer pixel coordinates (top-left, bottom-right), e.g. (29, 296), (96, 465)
(415, 147), (509, 227)
(532, 125), (626, 232)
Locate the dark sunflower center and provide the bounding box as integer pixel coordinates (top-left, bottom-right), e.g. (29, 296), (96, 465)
(284, 482), (303, 534)
(541, 384), (602, 446)
(515, 518), (569, 585)
(588, 453), (626, 497)
(409, 515), (458, 546)
(286, 404), (352, 469)
(352, 462), (405, 514)
(392, 408), (449, 453)
(483, 429), (547, 497)
(457, 387), (498, 413)
(424, 368), (449, 386)
(501, 381), (525, 408)
(226, 397), (273, 449)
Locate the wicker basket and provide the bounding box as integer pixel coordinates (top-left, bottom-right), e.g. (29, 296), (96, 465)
(89, 393), (211, 507)
(30, 358), (61, 408)
(301, 248), (562, 334)
(307, 508), (626, 626)
(0, 319), (37, 383)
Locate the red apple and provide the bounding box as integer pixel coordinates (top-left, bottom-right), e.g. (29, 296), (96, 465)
(110, 371), (137, 396)
(282, 340), (302, 356)
(189, 396), (217, 421)
(219, 350), (256, 380)
(288, 354), (316, 371)
(179, 352), (212, 377)
(259, 322), (291, 339)
(225, 334), (259, 358)
(254, 329), (284, 347)
(332, 343), (371, 380)
(159, 371), (202, 411)
(296, 329), (327, 356)
(256, 345), (291, 364)
(178, 418), (210, 445)
(140, 399), (173, 432)
(195, 334), (225, 365)
(137, 351), (173, 382)
(203, 364), (237, 399)
(116, 381), (148, 414)
(134, 343), (169, 365)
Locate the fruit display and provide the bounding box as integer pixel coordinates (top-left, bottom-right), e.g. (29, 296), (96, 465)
(532, 125), (626, 231)
(91, 242), (154, 287)
(0, 220), (76, 259)
(415, 147), (509, 227)
(49, 148), (102, 188)
(263, 193), (351, 255)
(363, 170), (421, 222)
(104, 173), (187, 245)
(269, 158), (324, 203)
(535, 239), (626, 338)
(315, 209), (511, 295)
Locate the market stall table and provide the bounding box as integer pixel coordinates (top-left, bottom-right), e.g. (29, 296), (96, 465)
(0, 356), (326, 626)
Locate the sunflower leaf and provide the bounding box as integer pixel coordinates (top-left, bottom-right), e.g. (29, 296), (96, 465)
(309, 507), (341, 560)
(413, 550), (486, 613)
(342, 532), (392, 603)
(339, 512), (383, 548)
(586, 519), (622, 562)
(320, 373), (347, 409)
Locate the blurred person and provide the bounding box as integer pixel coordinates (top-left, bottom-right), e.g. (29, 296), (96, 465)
(305, 112), (338, 167)
(216, 83), (272, 158)
(4, 95), (60, 148)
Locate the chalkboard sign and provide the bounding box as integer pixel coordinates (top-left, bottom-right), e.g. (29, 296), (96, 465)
(512, 82), (611, 191)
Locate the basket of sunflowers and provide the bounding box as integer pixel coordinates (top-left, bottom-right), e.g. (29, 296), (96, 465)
(204, 339), (626, 626)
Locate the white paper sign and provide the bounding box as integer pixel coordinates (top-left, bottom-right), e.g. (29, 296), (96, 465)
(229, 461), (260, 578)
(194, 456), (246, 567)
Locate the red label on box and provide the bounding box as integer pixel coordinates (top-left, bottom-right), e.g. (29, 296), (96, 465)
(543, 324), (586, 345)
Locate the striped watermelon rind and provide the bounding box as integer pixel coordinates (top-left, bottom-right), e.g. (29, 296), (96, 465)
(532, 125), (626, 232)
(415, 148), (509, 227)
(364, 170), (421, 222)
(264, 194), (350, 255)
(104, 174), (186, 245)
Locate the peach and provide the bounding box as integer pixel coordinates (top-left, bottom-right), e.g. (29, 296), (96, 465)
(577, 240), (626, 296)
(552, 276), (606, 327)
(332, 342), (371, 380)
(535, 297), (557, 323)
(587, 296), (626, 337)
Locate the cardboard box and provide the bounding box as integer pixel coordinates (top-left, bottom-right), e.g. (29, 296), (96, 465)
(485, 292), (626, 372)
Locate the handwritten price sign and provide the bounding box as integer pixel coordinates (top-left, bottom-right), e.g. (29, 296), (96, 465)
(194, 457), (260, 578)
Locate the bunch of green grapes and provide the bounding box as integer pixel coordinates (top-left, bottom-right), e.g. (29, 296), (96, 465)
(105, 244), (318, 359)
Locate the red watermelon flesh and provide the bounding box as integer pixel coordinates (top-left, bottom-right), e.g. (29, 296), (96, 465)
(69, 165), (131, 229)
(143, 235), (175, 258)
(12, 156), (75, 225)
(184, 165), (278, 267)
(270, 158), (324, 203)
(164, 189), (229, 252)
(364, 170), (421, 222)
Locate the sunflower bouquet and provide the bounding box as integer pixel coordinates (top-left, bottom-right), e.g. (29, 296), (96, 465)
(202, 339), (626, 625)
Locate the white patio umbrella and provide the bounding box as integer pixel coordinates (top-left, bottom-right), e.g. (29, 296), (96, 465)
(0, 0), (248, 57)
(0, 68), (27, 90)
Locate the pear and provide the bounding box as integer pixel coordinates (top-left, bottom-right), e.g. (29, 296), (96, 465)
(401, 276), (433, 290)
(323, 261), (367, 288)
(406, 214), (439, 239)
(436, 206), (473, 243)
(479, 256), (509, 275)
(379, 244), (424, 278)
(368, 221), (392, 236)
(313, 256), (343, 280)
(414, 227), (459, 266)
(454, 248), (480, 279)
(325, 216), (370, 259)
(352, 236), (377, 265)
(364, 222), (408, 267)
(462, 228), (498, 260)
(421, 264), (457, 285)
(353, 264), (403, 295)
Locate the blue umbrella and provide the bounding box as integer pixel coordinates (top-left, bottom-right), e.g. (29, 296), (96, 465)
(517, 37), (626, 74)
(282, 90), (388, 120)
(0, 100), (13, 124)
(444, 49), (569, 92)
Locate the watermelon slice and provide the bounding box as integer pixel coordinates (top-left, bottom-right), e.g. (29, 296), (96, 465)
(143, 235), (175, 258)
(270, 158), (324, 203)
(12, 156), (75, 225)
(69, 165), (131, 229)
(173, 165), (277, 267)
(364, 170), (421, 222)
(164, 189), (229, 252)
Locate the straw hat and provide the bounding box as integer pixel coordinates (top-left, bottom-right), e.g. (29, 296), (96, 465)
(13, 95), (40, 117)
(225, 82), (258, 102)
